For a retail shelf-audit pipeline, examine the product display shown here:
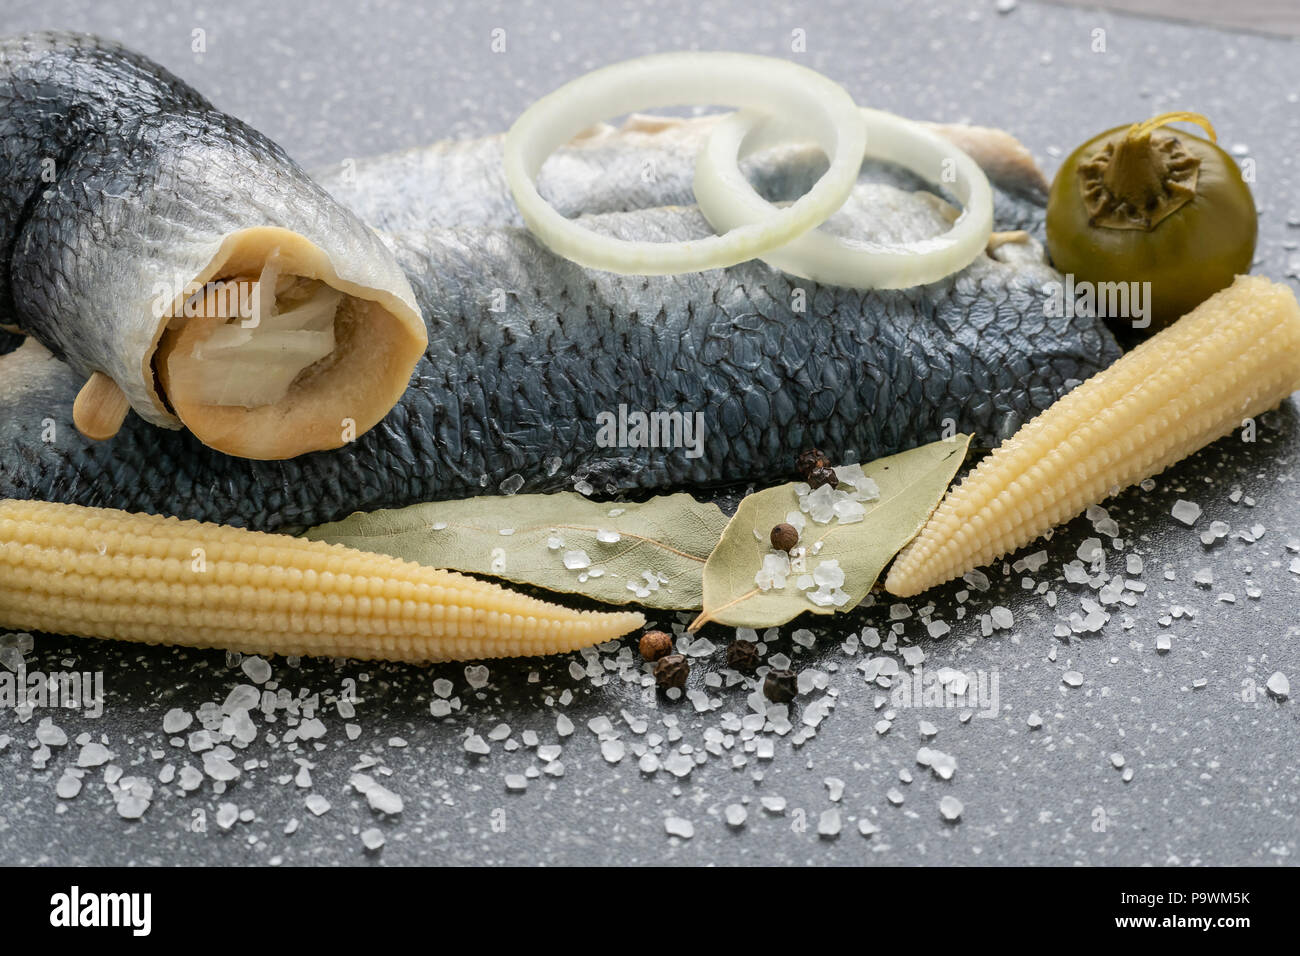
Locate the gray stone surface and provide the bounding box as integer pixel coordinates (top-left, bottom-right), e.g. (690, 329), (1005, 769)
(0, 0), (1296, 865)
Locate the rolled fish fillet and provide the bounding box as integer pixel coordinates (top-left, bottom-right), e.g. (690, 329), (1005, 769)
(0, 32), (426, 459)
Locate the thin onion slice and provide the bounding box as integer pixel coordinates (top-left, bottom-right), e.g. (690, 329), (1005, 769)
(503, 52), (866, 275)
(694, 107), (995, 289)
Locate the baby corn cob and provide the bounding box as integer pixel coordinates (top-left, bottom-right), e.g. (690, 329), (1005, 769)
(0, 499), (644, 662)
(886, 275), (1300, 597)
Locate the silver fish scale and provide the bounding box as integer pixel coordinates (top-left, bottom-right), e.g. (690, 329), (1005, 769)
(0, 34), (1119, 530)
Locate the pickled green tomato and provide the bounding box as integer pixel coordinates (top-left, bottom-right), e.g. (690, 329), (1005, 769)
(1046, 113), (1256, 333)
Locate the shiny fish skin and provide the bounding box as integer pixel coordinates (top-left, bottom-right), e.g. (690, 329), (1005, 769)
(0, 37), (1120, 531)
(315, 113), (1051, 237)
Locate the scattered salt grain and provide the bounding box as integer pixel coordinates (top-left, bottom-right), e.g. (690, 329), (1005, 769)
(939, 796), (963, 822)
(1266, 671), (1290, 700)
(241, 656), (272, 684)
(665, 816), (694, 839)
(76, 742), (111, 768)
(818, 809), (842, 837)
(1171, 499), (1202, 526)
(162, 709), (192, 734)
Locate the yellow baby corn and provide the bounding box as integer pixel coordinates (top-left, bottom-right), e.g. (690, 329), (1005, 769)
(886, 275), (1300, 597)
(0, 499), (644, 661)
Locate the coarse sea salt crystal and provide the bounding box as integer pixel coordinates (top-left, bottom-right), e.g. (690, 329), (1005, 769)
(596, 529), (621, 544)
(1171, 499), (1202, 526)
(939, 796), (963, 821)
(807, 587), (850, 608)
(813, 559), (845, 589)
(1202, 520), (1230, 543)
(929, 750), (958, 780)
(835, 464), (881, 502)
(1077, 537), (1104, 562)
(754, 551), (791, 591)
(600, 739), (625, 764)
(562, 550), (591, 570)
(56, 774), (82, 799)
(36, 720), (67, 747)
(818, 809), (842, 837)
(665, 816), (694, 839)
(305, 794), (331, 816)
(806, 484), (837, 523)
(241, 656), (272, 684)
(833, 498), (866, 523)
(77, 742), (111, 768)
(1266, 671), (1290, 699)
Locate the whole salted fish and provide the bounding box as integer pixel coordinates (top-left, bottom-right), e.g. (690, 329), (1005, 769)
(0, 32), (1120, 531)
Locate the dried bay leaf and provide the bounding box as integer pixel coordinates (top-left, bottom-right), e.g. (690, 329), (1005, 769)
(306, 492), (728, 610)
(691, 436), (971, 630)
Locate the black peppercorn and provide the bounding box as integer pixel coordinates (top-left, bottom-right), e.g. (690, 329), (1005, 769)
(807, 465), (839, 490)
(763, 668), (798, 703)
(769, 522), (799, 553)
(726, 639), (760, 674)
(655, 654), (689, 690)
(639, 630), (673, 661)
(796, 447), (831, 480)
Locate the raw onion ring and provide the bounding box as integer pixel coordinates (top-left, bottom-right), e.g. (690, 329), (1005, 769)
(503, 52), (866, 275)
(694, 107), (994, 288)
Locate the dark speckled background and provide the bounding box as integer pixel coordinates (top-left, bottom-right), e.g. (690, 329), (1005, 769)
(0, 0), (1296, 865)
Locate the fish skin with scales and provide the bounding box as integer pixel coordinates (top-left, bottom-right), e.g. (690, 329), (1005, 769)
(0, 32), (1120, 531)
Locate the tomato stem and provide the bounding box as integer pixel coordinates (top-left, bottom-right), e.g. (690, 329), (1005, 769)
(1101, 112), (1213, 214)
